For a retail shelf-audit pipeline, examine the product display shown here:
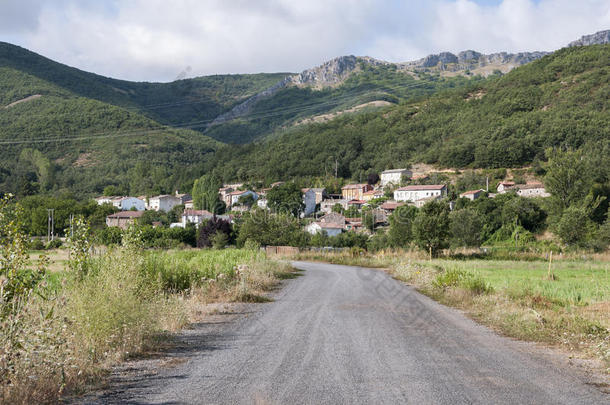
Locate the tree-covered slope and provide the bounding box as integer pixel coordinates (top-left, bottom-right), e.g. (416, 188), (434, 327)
(0, 67), (221, 197)
(206, 45), (609, 182)
(0, 42), (288, 134)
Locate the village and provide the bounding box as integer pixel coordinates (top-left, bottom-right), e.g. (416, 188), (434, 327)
(100, 168), (550, 237)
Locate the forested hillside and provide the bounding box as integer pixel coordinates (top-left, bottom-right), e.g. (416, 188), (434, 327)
(206, 45), (610, 182)
(0, 66), (220, 196)
(0, 42), (288, 134)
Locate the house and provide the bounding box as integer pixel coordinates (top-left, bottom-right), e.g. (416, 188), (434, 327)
(175, 191), (192, 204)
(257, 198), (268, 209)
(319, 212), (346, 225)
(305, 222), (344, 237)
(302, 188), (327, 204)
(95, 196), (146, 211)
(380, 201), (405, 214)
(106, 211), (144, 229)
(380, 169), (412, 187)
(347, 200), (366, 209)
(394, 185), (447, 202)
(362, 189), (385, 201)
(344, 218), (363, 232)
(226, 190), (258, 207)
(414, 195), (442, 208)
(175, 209), (232, 228)
(184, 200), (194, 209)
(302, 189), (318, 217)
(181, 209), (214, 227)
(341, 184), (373, 200)
(460, 189), (486, 201)
(497, 182), (515, 193)
(149, 195), (182, 212)
(95, 196), (114, 205)
(320, 199), (348, 214)
(516, 182), (550, 198)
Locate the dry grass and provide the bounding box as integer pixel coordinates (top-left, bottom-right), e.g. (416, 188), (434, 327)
(1, 248), (294, 404)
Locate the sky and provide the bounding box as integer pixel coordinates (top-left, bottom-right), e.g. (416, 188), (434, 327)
(0, 0), (609, 82)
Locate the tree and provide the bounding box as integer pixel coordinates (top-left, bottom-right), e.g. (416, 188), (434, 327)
(388, 205), (418, 248)
(450, 209), (483, 247)
(192, 174), (225, 214)
(413, 201), (450, 256)
(267, 183), (304, 216)
(501, 197), (546, 232)
(544, 149), (592, 212)
(367, 173), (379, 185)
(236, 210), (308, 247)
(556, 206), (594, 246)
(197, 217), (232, 248)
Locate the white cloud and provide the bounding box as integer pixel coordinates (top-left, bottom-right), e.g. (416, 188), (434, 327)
(1, 0), (609, 81)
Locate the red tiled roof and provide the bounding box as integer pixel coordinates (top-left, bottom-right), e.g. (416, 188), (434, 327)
(348, 200), (366, 204)
(107, 211), (144, 219)
(516, 182), (545, 190)
(460, 189), (484, 196)
(183, 209), (213, 216)
(380, 202), (405, 210)
(342, 184), (369, 190)
(397, 185), (446, 191)
(312, 222), (344, 229)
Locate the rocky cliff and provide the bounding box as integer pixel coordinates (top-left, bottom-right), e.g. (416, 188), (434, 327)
(568, 29), (610, 47)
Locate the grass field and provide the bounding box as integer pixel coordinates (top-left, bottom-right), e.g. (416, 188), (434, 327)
(419, 259), (609, 305)
(4, 246), (294, 404)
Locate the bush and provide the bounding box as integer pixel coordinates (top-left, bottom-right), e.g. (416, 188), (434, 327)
(29, 238), (45, 250)
(433, 267), (493, 295)
(45, 239), (62, 249)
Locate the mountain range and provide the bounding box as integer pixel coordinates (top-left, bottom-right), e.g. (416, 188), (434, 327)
(0, 30), (608, 197)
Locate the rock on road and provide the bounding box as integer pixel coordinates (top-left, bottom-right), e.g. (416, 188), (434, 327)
(85, 261), (606, 405)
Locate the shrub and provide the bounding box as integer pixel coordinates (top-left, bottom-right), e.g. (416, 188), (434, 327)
(29, 238), (46, 251)
(45, 239), (62, 249)
(433, 267), (493, 295)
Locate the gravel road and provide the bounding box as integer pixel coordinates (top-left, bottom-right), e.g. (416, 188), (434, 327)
(83, 261), (606, 404)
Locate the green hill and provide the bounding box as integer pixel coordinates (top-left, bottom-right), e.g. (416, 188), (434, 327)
(0, 66), (221, 197)
(206, 45), (610, 182)
(0, 42), (289, 137)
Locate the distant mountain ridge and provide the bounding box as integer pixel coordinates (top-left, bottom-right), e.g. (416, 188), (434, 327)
(569, 29), (610, 47)
(209, 29), (608, 127)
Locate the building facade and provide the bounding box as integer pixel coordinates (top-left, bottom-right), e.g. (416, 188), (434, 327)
(394, 185), (447, 202)
(380, 169), (412, 187)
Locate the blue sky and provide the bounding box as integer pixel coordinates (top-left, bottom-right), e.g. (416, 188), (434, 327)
(0, 0), (608, 82)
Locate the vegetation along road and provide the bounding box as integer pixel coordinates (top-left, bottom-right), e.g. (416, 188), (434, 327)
(85, 261), (606, 404)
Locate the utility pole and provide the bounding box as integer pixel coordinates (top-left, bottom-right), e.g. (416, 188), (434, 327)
(70, 213), (74, 238)
(47, 209), (55, 243)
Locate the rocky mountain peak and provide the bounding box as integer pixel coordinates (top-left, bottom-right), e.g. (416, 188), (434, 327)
(568, 29), (610, 47)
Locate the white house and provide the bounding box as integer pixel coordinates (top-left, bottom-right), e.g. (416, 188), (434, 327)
(497, 182), (516, 193)
(380, 169), (412, 187)
(149, 194), (182, 212)
(516, 183), (550, 198)
(96, 196), (146, 211)
(114, 197), (146, 211)
(227, 190), (258, 207)
(305, 222), (344, 237)
(459, 189), (485, 201)
(394, 185), (447, 202)
(320, 199), (348, 214)
(257, 198), (268, 209)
